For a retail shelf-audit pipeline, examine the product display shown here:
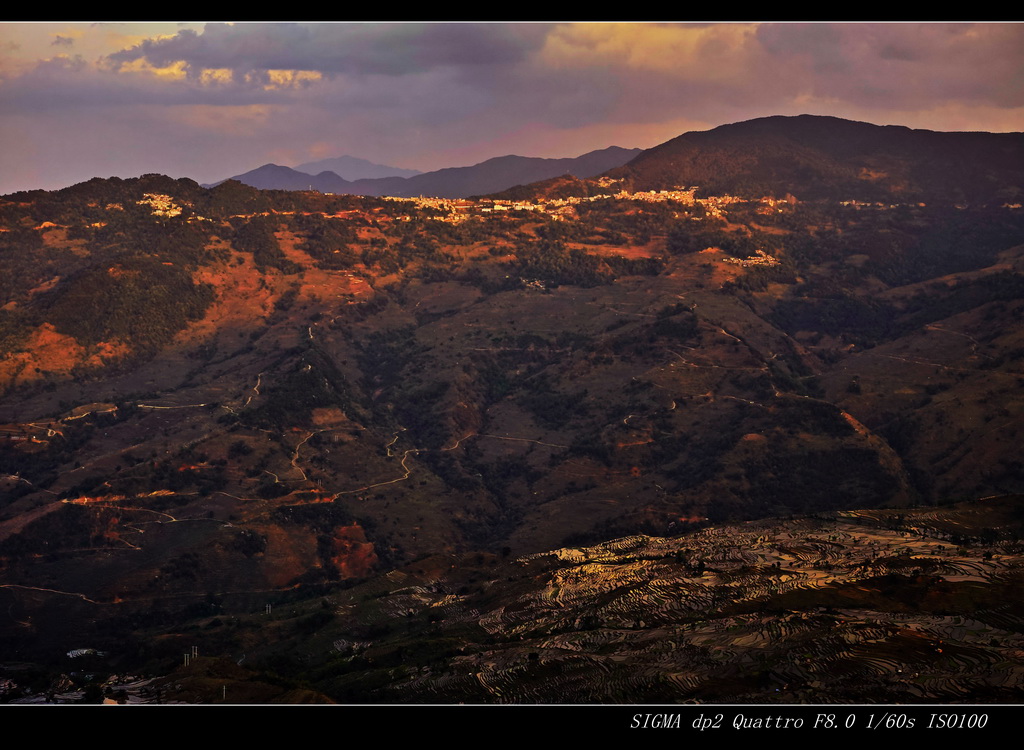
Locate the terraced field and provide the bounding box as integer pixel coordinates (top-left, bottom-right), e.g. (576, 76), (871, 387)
(310, 499), (1024, 703)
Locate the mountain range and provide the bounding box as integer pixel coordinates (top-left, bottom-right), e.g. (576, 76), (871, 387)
(210, 146), (643, 198)
(1, 115), (1023, 705)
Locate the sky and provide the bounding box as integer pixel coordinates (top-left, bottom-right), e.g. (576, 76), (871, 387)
(1, 21), (1022, 195)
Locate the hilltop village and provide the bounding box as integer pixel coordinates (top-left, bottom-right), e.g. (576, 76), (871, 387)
(383, 182), (792, 223)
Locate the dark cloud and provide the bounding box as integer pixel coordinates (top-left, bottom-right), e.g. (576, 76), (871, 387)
(0, 54), (294, 115)
(878, 44), (919, 62)
(755, 23), (1024, 108)
(107, 22), (552, 78)
(51, 35), (74, 47)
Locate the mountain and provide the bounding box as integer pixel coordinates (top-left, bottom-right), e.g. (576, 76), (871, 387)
(212, 146), (643, 198)
(607, 114), (1024, 204)
(389, 146), (643, 198)
(292, 155), (422, 181)
(216, 163), (354, 193)
(1, 116), (1023, 704)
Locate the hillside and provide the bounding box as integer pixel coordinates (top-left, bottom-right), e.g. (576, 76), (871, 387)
(0, 116), (1023, 703)
(607, 115), (1024, 204)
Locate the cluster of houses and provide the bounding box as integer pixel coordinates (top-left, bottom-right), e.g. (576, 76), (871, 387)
(839, 199), (928, 210)
(721, 248), (781, 268)
(132, 193), (211, 223)
(137, 193), (183, 217)
(380, 185), (805, 227)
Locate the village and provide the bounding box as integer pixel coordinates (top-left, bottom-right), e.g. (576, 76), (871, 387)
(381, 184), (782, 224)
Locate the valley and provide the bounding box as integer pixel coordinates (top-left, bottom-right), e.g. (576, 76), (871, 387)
(0, 115), (1022, 704)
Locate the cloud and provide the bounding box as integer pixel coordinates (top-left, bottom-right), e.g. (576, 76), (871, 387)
(51, 35), (74, 47)
(0, 53), (299, 115)
(755, 23), (1024, 110)
(540, 22), (761, 80)
(106, 22), (551, 79)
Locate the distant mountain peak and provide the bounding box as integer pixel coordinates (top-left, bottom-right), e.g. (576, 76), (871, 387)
(292, 155), (421, 181)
